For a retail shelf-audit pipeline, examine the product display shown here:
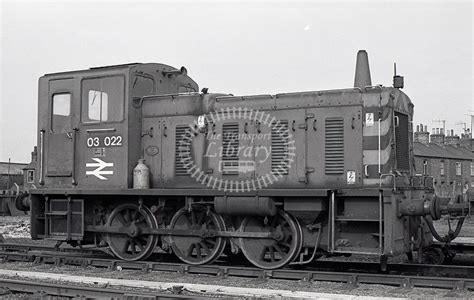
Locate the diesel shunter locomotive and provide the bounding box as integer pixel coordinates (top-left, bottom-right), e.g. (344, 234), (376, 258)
(20, 51), (468, 269)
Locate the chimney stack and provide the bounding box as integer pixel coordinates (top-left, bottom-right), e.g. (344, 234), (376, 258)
(414, 123), (429, 145)
(460, 129), (473, 151)
(430, 128), (445, 146)
(445, 130), (460, 147)
(354, 50), (372, 89)
(31, 146), (37, 163)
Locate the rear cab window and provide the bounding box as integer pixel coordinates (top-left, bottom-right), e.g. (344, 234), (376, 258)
(51, 93), (71, 133)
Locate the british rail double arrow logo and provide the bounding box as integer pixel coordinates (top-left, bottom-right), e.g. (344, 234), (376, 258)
(86, 158), (114, 180)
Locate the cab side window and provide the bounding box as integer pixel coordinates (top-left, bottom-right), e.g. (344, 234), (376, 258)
(82, 76), (124, 123)
(132, 75), (154, 95)
(51, 93), (71, 133)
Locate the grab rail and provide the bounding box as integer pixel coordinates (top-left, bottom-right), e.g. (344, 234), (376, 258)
(71, 128), (78, 185)
(39, 129), (45, 185)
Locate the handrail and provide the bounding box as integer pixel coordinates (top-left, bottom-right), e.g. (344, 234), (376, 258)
(215, 94), (274, 102)
(380, 173), (396, 191)
(39, 129), (45, 185)
(378, 116), (381, 174)
(71, 128), (78, 185)
(86, 128), (115, 133)
(379, 190), (384, 255)
(330, 191), (336, 253)
(132, 92), (200, 108)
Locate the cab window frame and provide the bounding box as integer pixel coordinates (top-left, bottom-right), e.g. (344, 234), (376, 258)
(80, 75), (126, 124)
(51, 92), (72, 133)
(132, 73), (155, 96)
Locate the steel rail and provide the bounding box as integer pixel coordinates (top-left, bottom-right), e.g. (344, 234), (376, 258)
(0, 244), (473, 291)
(0, 242), (104, 255)
(0, 277), (206, 299)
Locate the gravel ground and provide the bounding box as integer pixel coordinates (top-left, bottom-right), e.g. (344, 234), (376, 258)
(0, 216), (30, 239)
(0, 262), (472, 299)
(0, 216), (473, 298)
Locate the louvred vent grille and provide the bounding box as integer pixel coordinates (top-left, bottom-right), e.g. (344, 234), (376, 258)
(175, 125), (191, 176)
(271, 121), (289, 175)
(221, 123), (239, 175)
(325, 117), (344, 174)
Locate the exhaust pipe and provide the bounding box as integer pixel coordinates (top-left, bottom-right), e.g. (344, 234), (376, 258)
(354, 50), (372, 89)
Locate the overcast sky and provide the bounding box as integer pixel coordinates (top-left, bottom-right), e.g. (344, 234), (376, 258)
(1, 0), (473, 162)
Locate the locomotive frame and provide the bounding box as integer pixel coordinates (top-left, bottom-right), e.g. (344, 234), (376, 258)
(24, 51), (467, 270)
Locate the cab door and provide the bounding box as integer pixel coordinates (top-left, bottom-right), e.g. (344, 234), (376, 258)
(76, 75), (128, 188)
(45, 79), (75, 185)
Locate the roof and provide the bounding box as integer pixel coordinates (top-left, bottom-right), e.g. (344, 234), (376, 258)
(23, 161), (36, 170)
(0, 162), (28, 175)
(43, 63), (142, 77)
(414, 142), (474, 160)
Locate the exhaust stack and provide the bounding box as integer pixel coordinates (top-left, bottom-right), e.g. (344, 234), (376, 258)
(354, 50), (372, 89)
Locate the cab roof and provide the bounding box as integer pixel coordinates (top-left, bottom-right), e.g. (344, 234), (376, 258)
(44, 62), (142, 77)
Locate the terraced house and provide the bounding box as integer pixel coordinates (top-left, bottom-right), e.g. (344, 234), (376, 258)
(414, 124), (474, 201)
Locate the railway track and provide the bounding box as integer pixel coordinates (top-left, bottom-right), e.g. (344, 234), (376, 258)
(0, 277), (206, 299)
(0, 243), (473, 292)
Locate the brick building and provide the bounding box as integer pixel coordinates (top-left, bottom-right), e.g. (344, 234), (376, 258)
(22, 146), (37, 190)
(0, 161), (27, 190)
(414, 124), (474, 200)
(0, 146), (38, 191)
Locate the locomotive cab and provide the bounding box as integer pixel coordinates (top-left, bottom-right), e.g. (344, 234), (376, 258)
(31, 63), (197, 239)
(37, 63), (198, 190)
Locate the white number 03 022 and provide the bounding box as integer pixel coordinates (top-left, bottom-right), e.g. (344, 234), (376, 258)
(86, 136), (123, 147)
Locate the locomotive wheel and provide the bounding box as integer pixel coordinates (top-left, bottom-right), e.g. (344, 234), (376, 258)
(106, 204), (158, 261)
(170, 208), (226, 265)
(239, 210), (303, 269)
(291, 215), (304, 263)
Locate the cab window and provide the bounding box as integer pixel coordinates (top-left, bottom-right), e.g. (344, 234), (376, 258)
(51, 93), (71, 133)
(132, 75), (154, 95)
(82, 76), (124, 122)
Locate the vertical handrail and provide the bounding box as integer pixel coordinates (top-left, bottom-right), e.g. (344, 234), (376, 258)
(39, 130), (45, 185)
(378, 116), (381, 174)
(378, 189), (384, 255)
(67, 196), (72, 241)
(71, 128), (78, 185)
(44, 196), (49, 238)
(330, 191), (336, 253)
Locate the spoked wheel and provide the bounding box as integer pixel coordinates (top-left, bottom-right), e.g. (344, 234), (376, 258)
(239, 210), (303, 269)
(106, 204), (158, 261)
(170, 207), (226, 265)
